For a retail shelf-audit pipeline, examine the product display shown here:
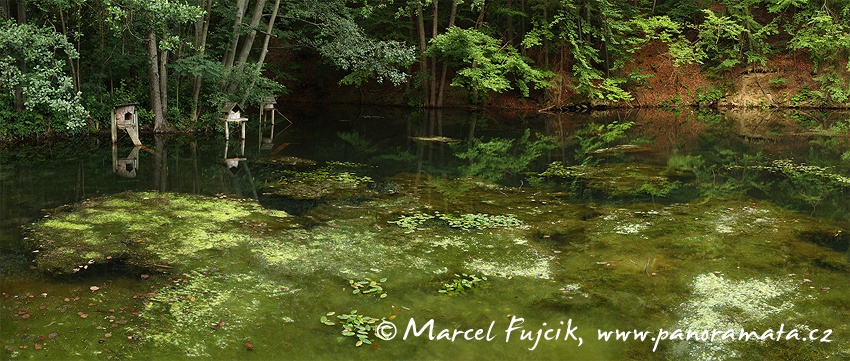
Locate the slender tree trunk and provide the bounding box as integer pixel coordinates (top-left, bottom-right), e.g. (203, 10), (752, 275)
(242, 0), (280, 104)
(16, 0), (24, 23)
(506, 0), (514, 47)
(222, 0), (249, 88)
(147, 32), (166, 132)
(230, 0), (267, 95)
(475, 1), (486, 29)
(429, 0), (438, 108)
(1, 0), (8, 19)
(416, 4), (429, 107)
(436, 0), (457, 108)
(58, 8), (79, 93)
(190, 0), (212, 123)
(159, 49), (169, 121)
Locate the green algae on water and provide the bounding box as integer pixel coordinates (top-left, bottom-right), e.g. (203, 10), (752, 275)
(27, 191), (291, 275)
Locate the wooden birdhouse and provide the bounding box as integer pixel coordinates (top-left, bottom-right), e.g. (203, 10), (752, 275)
(262, 96), (276, 110)
(222, 102), (248, 140)
(112, 103), (141, 146)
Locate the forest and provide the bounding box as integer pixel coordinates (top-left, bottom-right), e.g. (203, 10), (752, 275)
(3, 0), (850, 141)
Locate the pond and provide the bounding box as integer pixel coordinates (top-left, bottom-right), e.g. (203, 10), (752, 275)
(1, 106), (848, 360)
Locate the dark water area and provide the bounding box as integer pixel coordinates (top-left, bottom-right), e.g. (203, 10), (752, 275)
(1, 106), (848, 360)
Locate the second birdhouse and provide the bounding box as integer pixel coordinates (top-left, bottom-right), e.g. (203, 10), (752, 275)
(222, 102), (248, 140)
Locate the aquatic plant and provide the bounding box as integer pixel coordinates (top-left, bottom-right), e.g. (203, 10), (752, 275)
(438, 212), (524, 230)
(439, 273), (488, 295)
(388, 212), (523, 233)
(349, 277), (388, 298)
(263, 162), (374, 199)
(672, 273), (799, 361)
(142, 270), (298, 357)
(540, 161), (689, 201)
(319, 310), (384, 347)
(389, 212), (436, 233)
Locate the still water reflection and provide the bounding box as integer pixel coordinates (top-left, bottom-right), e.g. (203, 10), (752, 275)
(1, 106), (848, 360)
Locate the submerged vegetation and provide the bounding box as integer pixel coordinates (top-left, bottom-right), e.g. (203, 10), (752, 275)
(2, 110), (850, 359)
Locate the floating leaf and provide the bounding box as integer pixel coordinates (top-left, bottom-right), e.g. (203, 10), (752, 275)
(379, 278), (387, 283)
(380, 293), (388, 299)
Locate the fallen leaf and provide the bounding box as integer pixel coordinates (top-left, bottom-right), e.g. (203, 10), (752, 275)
(34, 344), (42, 350)
(245, 342), (253, 351)
(90, 286), (100, 291)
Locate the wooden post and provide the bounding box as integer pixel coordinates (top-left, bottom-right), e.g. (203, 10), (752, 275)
(111, 116), (117, 143)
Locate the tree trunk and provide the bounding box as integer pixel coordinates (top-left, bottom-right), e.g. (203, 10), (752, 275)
(159, 49), (169, 121)
(242, 0), (280, 104)
(190, 0), (212, 123)
(416, 3), (429, 107)
(1, 0), (8, 19)
(222, 0), (249, 88)
(506, 0), (514, 47)
(16, 0), (24, 24)
(475, 1), (486, 29)
(436, 0), (458, 108)
(429, 0), (438, 108)
(147, 32), (167, 132)
(58, 8), (79, 93)
(230, 0), (267, 95)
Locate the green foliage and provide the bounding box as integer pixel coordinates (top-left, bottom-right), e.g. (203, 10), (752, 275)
(631, 180), (681, 204)
(102, 0), (203, 34)
(769, 77), (788, 88)
(694, 86), (725, 107)
(693, 3), (778, 72)
(291, 0), (416, 86)
(452, 129), (555, 181)
(439, 273), (488, 296)
(427, 27), (552, 102)
(788, 11), (850, 73)
(791, 86), (827, 107)
(0, 20), (88, 138)
(319, 310), (384, 347)
(349, 277), (388, 299)
(814, 72), (850, 104)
